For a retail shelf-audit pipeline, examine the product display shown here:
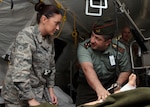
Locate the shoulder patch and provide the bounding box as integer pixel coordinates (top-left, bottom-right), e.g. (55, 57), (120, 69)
(84, 41), (91, 49)
(112, 44), (125, 53)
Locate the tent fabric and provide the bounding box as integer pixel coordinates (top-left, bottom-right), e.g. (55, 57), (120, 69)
(0, 1), (35, 56)
(0, 0), (99, 97)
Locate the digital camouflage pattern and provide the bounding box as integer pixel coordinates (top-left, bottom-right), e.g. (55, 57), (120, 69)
(1, 24), (56, 104)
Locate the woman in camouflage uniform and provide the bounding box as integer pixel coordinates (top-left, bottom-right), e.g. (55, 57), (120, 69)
(1, 2), (62, 107)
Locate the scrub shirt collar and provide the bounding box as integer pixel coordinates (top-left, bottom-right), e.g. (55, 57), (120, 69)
(102, 43), (113, 55)
(33, 24), (53, 51)
(33, 24), (43, 44)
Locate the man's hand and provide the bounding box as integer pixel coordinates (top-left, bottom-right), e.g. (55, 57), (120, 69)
(28, 98), (40, 106)
(97, 87), (110, 101)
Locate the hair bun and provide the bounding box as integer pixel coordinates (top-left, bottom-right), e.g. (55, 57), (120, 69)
(35, 2), (45, 12)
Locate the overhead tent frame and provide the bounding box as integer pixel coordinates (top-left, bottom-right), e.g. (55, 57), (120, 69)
(85, 0), (108, 16)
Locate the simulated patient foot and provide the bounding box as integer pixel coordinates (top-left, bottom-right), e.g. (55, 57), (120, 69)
(120, 73), (136, 92)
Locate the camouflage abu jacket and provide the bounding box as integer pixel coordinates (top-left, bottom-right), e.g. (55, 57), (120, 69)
(1, 25), (56, 104)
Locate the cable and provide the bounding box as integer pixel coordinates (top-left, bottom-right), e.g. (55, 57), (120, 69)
(0, 0), (13, 9)
(71, 13), (78, 46)
(53, 0), (67, 38)
(113, 0), (120, 76)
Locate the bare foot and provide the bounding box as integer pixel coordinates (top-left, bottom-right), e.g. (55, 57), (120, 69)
(115, 73), (136, 93)
(128, 73), (136, 87)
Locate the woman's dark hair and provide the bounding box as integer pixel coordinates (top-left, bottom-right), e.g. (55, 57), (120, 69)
(35, 2), (62, 24)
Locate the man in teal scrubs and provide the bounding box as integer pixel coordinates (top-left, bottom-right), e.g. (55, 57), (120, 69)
(76, 18), (131, 106)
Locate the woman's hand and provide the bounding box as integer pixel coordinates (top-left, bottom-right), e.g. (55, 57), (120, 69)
(28, 98), (40, 106)
(49, 87), (58, 105)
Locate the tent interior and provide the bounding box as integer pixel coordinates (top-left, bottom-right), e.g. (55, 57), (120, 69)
(0, 0), (150, 105)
